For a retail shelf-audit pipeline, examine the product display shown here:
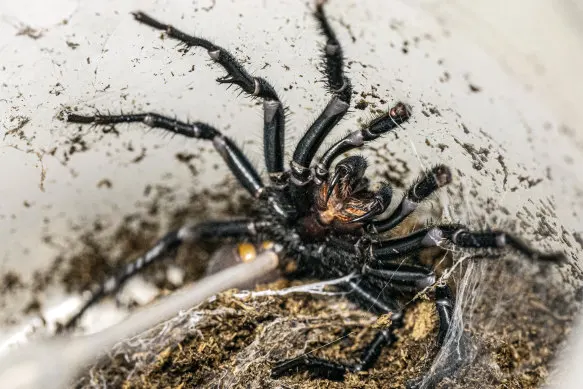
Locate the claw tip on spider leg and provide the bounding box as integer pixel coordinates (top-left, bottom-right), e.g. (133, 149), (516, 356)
(407, 165), (451, 203)
(389, 101), (412, 123)
(56, 110), (69, 121)
(432, 164), (453, 187)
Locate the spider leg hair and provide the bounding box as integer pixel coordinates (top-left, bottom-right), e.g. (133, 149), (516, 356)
(272, 278), (401, 380)
(314, 1), (351, 101)
(60, 219), (263, 331)
(344, 279), (402, 317)
(370, 164), (452, 233)
(132, 11), (286, 176)
(67, 113), (265, 198)
(407, 284), (468, 389)
(271, 266), (461, 380)
(362, 262), (436, 293)
(370, 224), (565, 262)
(290, 97), (350, 185)
(315, 102), (411, 182)
(435, 284), (455, 346)
(271, 327), (398, 381)
(289, 1), (352, 187)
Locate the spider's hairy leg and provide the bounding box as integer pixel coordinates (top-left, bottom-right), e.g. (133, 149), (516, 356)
(370, 164), (452, 233)
(371, 224), (565, 262)
(271, 327), (397, 381)
(132, 12), (286, 175)
(290, 97), (349, 184)
(59, 219), (264, 332)
(271, 270), (460, 381)
(67, 113), (265, 199)
(290, 1), (352, 188)
(345, 279), (402, 316)
(359, 265), (451, 342)
(435, 284), (455, 346)
(362, 262), (436, 293)
(272, 279), (402, 380)
(314, 0), (350, 99)
(371, 227), (446, 261)
(406, 285), (468, 389)
(438, 226), (567, 262)
(314, 102), (411, 182)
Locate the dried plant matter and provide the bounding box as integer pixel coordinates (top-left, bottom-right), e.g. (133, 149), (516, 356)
(76, 253), (578, 389)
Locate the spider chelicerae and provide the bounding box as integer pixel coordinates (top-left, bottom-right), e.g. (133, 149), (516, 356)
(62, 0), (564, 382)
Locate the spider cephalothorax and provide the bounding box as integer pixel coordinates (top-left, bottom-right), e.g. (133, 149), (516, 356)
(61, 1), (564, 384)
